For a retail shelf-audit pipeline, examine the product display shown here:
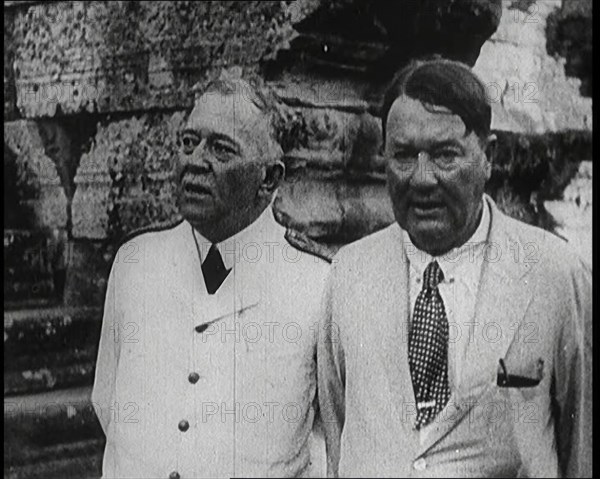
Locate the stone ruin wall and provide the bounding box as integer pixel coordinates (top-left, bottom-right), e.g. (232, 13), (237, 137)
(3, 1), (592, 477)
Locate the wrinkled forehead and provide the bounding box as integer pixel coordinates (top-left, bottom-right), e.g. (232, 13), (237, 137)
(386, 95), (469, 145)
(186, 92), (269, 140)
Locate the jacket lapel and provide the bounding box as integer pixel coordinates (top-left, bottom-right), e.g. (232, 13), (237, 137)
(417, 197), (535, 456)
(197, 251), (262, 326)
(377, 227), (421, 453)
(462, 198), (536, 393)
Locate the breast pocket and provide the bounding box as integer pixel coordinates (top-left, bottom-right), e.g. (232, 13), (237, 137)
(496, 357), (545, 403)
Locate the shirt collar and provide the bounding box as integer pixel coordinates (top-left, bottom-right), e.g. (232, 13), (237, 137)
(192, 205), (276, 270)
(400, 197), (491, 280)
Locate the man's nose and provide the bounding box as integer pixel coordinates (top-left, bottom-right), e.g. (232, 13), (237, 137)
(189, 139), (212, 171)
(410, 152), (437, 188)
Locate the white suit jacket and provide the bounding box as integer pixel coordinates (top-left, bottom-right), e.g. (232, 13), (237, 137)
(317, 196), (592, 477)
(92, 208), (330, 478)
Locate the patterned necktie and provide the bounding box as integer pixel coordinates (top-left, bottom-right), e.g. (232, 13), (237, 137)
(408, 260), (451, 429)
(201, 244), (231, 295)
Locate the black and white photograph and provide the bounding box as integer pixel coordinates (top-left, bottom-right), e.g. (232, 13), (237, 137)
(4, 1), (592, 478)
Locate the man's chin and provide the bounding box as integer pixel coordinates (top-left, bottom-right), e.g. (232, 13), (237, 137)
(179, 201), (220, 224)
(406, 225), (454, 256)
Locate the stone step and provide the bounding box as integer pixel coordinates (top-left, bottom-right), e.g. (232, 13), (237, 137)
(4, 307), (102, 395)
(4, 386), (104, 467)
(5, 357), (97, 396)
(4, 448), (102, 479)
(4, 229), (68, 307)
(4, 440), (103, 479)
(4, 306), (102, 355)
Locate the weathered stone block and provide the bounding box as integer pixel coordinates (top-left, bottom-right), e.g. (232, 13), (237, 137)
(272, 72), (371, 111)
(35, 119), (93, 202)
(474, 0), (592, 133)
(4, 7), (18, 120)
(274, 177), (343, 239)
(301, 108), (355, 154)
(492, 0), (557, 50)
(114, 191), (180, 238)
(72, 112), (185, 240)
(345, 113), (383, 172)
(4, 121), (69, 230)
(71, 171), (111, 240)
(282, 108), (381, 174)
(274, 174), (394, 242)
(338, 181), (394, 242)
(10, 1), (297, 117)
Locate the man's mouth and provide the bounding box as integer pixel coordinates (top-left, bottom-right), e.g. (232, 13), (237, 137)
(181, 175), (212, 197)
(410, 200), (445, 215)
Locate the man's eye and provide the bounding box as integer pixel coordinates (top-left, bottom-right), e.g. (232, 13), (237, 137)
(181, 134), (200, 153)
(212, 141), (236, 157)
(432, 149), (460, 166)
(393, 150), (416, 162)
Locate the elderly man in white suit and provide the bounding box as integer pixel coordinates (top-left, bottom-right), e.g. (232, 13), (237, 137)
(317, 58), (592, 477)
(92, 77), (332, 478)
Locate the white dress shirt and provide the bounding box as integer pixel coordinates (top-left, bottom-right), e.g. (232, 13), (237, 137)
(192, 204), (276, 271)
(400, 199), (491, 443)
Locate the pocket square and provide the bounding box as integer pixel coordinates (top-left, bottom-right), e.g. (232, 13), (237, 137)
(497, 358), (544, 387)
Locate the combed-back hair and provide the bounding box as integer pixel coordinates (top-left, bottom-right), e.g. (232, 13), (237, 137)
(381, 57), (492, 144)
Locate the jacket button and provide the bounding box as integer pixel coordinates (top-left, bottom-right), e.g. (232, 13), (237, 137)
(413, 458), (427, 471)
(188, 372), (200, 384)
(195, 323), (209, 333)
(169, 472), (180, 479)
(178, 419), (189, 432)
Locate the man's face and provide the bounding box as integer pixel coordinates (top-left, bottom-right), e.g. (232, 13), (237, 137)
(175, 92), (273, 231)
(384, 96), (492, 255)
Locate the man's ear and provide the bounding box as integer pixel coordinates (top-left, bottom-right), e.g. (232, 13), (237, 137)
(259, 161), (285, 196)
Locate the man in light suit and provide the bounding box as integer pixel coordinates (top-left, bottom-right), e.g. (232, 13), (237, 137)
(92, 77), (332, 478)
(317, 58), (592, 477)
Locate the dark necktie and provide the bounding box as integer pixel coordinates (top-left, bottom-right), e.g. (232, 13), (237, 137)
(201, 244), (231, 295)
(408, 260), (451, 429)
